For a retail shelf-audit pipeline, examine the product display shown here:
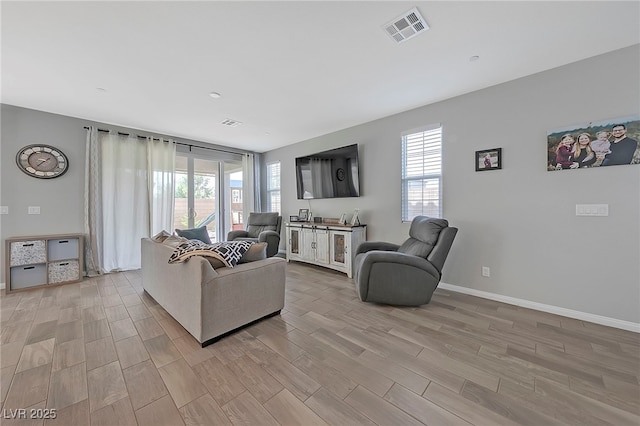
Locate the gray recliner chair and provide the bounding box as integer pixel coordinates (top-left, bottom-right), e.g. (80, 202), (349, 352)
(227, 212), (282, 257)
(354, 216), (458, 306)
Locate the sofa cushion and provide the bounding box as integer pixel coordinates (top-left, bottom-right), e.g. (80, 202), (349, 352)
(238, 242), (267, 264)
(175, 226), (211, 244)
(168, 240), (253, 267)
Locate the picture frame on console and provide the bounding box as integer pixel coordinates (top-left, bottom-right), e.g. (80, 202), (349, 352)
(298, 209), (309, 222)
(350, 209), (360, 226)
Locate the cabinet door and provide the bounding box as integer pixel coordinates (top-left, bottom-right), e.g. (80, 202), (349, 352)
(287, 227), (303, 260)
(314, 229), (329, 264)
(300, 228), (315, 261)
(329, 231), (349, 271)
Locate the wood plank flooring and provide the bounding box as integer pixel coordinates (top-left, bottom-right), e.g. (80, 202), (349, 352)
(1, 262), (638, 425)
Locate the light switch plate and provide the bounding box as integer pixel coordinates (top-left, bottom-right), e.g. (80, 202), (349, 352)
(576, 204), (608, 216)
(28, 206), (41, 215)
(0, 206), (8, 215)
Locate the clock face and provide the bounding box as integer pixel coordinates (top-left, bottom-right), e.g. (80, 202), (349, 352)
(336, 167), (346, 181)
(16, 145), (69, 179)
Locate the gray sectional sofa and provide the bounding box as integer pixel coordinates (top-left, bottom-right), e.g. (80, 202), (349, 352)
(141, 238), (286, 346)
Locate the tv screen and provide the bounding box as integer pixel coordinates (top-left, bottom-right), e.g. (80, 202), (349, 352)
(295, 144), (360, 199)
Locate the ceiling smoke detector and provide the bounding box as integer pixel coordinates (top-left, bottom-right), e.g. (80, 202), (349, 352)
(221, 118), (242, 127)
(383, 7), (429, 44)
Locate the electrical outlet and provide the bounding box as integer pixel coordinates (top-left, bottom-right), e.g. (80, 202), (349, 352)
(482, 266), (490, 277)
(28, 206), (41, 215)
(0, 206), (8, 215)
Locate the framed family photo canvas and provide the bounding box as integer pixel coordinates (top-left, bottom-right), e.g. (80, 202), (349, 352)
(547, 115), (640, 171)
(476, 148), (502, 171)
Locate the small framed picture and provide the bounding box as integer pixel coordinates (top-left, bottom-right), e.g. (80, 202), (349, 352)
(350, 209), (360, 226)
(298, 209), (309, 221)
(289, 215), (299, 222)
(476, 148), (502, 171)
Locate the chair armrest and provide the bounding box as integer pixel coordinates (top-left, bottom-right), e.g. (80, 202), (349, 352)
(258, 230), (281, 257)
(358, 250), (440, 279)
(356, 241), (400, 256)
(258, 230), (280, 240)
(227, 230), (249, 241)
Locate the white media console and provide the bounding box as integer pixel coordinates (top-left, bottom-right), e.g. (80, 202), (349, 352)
(285, 222), (366, 278)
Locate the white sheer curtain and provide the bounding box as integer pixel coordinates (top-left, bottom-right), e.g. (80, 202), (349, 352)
(147, 138), (176, 235)
(242, 153), (256, 215)
(85, 127), (175, 274)
(252, 152), (262, 212)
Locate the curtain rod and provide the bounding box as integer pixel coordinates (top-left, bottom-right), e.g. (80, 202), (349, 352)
(83, 126), (249, 156)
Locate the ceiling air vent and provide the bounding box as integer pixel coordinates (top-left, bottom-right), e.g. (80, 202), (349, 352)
(221, 118), (242, 127)
(383, 7), (429, 44)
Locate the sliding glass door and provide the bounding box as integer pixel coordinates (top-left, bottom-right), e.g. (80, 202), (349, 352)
(225, 160), (244, 233)
(174, 156), (219, 241)
(174, 148), (251, 243)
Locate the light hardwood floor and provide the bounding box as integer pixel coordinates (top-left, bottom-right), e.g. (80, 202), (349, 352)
(1, 262), (639, 425)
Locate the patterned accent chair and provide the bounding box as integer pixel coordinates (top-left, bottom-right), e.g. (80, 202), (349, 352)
(227, 212), (282, 257)
(354, 216), (457, 306)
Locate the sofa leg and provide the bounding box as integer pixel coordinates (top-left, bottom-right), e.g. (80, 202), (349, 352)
(200, 310), (282, 348)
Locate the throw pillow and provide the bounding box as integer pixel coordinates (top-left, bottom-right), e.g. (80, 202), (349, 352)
(238, 242), (267, 264)
(162, 235), (188, 248)
(175, 226), (211, 244)
(207, 257), (226, 269)
(151, 230), (172, 242)
(168, 240), (253, 268)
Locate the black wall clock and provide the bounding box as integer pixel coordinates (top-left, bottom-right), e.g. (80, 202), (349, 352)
(336, 167), (346, 181)
(16, 144), (69, 179)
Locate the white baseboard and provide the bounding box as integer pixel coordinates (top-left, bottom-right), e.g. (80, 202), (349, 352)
(438, 282), (640, 333)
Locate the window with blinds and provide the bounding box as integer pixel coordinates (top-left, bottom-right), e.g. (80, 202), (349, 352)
(401, 126), (442, 221)
(266, 161), (281, 213)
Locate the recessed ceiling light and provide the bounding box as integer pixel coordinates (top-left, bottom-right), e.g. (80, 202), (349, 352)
(209, 92), (222, 99)
(469, 55), (480, 62)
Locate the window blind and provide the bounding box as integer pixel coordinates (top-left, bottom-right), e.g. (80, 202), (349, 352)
(266, 162), (281, 213)
(401, 126), (442, 221)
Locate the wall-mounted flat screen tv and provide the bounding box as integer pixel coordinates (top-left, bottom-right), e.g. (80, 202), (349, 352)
(295, 144), (360, 199)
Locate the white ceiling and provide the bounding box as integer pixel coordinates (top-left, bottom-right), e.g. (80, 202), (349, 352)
(2, 1), (639, 153)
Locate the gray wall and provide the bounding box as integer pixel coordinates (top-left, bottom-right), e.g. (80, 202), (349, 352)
(1, 106), (86, 283)
(0, 105), (248, 282)
(262, 45), (640, 324)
